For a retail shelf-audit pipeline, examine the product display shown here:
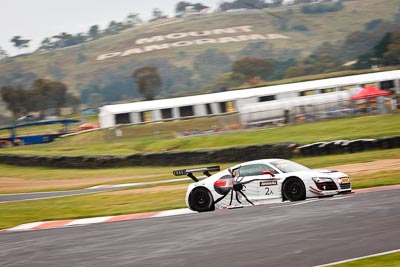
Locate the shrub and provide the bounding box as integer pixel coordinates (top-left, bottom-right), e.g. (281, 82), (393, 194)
(292, 24), (309, 31)
(301, 2), (343, 14)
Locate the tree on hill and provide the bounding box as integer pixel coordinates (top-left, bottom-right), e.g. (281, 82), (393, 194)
(132, 67), (162, 100)
(206, 72), (246, 92)
(353, 32), (392, 69)
(283, 53), (342, 78)
(152, 8), (166, 20)
(37, 32), (88, 51)
(31, 79), (68, 116)
(38, 37), (56, 51)
(193, 49), (232, 82)
(66, 94), (80, 114)
(10, 36), (30, 50)
(0, 85), (27, 118)
(1, 78), (76, 118)
(0, 46), (8, 61)
(89, 25), (100, 40)
(340, 23), (398, 61)
(219, 0), (268, 11)
(301, 2), (343, 14)
(125, 13), (142, 26)
(0, 67), (38, 88)
(353, 27), (400, 68)
(176, 2), (209, 13)
(232, 57), (273, 81)
(283, 65), (306, 79)
(237, 42), (272, 59)
(383, 29), (400, 65)
(106, 21), (126, 34)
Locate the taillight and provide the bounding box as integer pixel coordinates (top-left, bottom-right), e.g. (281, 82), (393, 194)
(214, 176), (233, 195)
(214, 179), (227, 187)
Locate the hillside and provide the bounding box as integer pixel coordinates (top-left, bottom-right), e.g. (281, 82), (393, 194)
(0, 0), (399, 106)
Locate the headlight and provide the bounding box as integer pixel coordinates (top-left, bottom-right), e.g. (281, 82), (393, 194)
(312, 177), (333, 183)
(338, 177), (351, 184)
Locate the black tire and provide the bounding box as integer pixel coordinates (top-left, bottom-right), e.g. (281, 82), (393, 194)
(188, 187), (215, 212)
(283, 178), (306, 201)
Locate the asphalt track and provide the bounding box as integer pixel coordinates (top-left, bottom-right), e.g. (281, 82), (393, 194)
(1, 189), (399, 267)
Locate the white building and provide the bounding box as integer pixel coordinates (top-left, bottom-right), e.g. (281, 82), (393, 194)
(99, 70), (400, 128)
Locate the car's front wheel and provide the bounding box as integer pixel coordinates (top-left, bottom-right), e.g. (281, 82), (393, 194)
(283, 178), (306, 201)
(188, 187), (215, 212)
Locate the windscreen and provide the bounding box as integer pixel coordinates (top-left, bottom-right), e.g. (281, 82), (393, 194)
(271, 160), (310, 173)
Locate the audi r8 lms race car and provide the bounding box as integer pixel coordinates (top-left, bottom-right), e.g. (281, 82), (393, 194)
(173, 159), (352, 212)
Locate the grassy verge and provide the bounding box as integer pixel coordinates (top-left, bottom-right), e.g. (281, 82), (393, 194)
(331, 252), (400, 267)
(0, 113), (399, 156)
(0, 169), (398, 229)
(0, 148), (399, 193)
(0, 148), (399, 229)
(0, 187), (186, 230)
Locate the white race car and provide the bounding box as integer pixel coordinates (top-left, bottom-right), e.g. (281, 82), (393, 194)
(173, 159), (352, 212)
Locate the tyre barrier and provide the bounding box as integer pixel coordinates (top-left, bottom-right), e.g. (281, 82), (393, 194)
(298, 136), (400, 156)
(0, 143), (297, 168)
(0, 136), (398, 168)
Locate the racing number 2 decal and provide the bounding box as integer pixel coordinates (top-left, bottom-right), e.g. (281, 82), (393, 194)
(260, 181), (277, 196)
(265, 187), (273, 195)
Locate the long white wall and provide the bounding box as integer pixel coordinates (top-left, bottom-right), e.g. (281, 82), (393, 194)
(99, 70), (400, 128)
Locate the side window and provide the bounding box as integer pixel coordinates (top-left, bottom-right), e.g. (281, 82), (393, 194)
(264, 164), (279, 174)
(239, 164), (277, 177)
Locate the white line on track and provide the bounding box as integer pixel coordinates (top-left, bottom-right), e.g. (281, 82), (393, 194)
(267, 199), (319, 209)
(327, 195), (352, 201)
(0, 192), (102, 204)
(152, 208), (196, 217)
(66, 216), (114, 226)
(314, 248), (400, 266)
(0, 189), (86, 196)
(6, 222), (45, 231)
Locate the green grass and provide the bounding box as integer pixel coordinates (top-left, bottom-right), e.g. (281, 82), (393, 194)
(0, 148), (399, 229)
(0, 169), (398, 229)
(1, 113), (399, 156)
(0, 148), (399, 193)
(0, 112), (399, 229)
(351, 171), (399, 189)
(0, 188), (186, 230)
(331, 252), (400, 267)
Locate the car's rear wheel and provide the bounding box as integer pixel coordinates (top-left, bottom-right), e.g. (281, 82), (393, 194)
(188, 187), (215, 212)
(283, 178), (306, 201)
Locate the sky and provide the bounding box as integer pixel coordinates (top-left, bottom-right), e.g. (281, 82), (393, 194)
(0, 0), (220, 56)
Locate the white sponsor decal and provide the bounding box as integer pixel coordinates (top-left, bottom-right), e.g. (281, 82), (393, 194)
(96, 25), (290, 61)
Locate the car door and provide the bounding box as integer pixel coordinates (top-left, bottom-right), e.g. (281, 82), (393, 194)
(237, 163), (280, 201)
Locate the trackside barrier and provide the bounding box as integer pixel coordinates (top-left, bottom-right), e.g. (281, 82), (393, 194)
(0, 136), (398, 168)
(298, 136), (400, 156)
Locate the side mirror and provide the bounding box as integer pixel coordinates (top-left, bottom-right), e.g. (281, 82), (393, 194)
(229, 166), (241, 177)
(262, 171), (275, 177)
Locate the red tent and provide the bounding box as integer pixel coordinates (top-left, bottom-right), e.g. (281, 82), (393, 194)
(350, 85), (392, 101)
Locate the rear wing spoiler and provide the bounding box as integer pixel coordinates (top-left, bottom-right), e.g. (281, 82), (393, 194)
(173, 166), (221, 182)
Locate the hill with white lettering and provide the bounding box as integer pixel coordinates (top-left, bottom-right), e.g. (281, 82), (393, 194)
(0, 0), (399, 107)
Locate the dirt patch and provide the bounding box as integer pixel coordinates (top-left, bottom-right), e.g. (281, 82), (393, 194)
(325, 159), (400, 175)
